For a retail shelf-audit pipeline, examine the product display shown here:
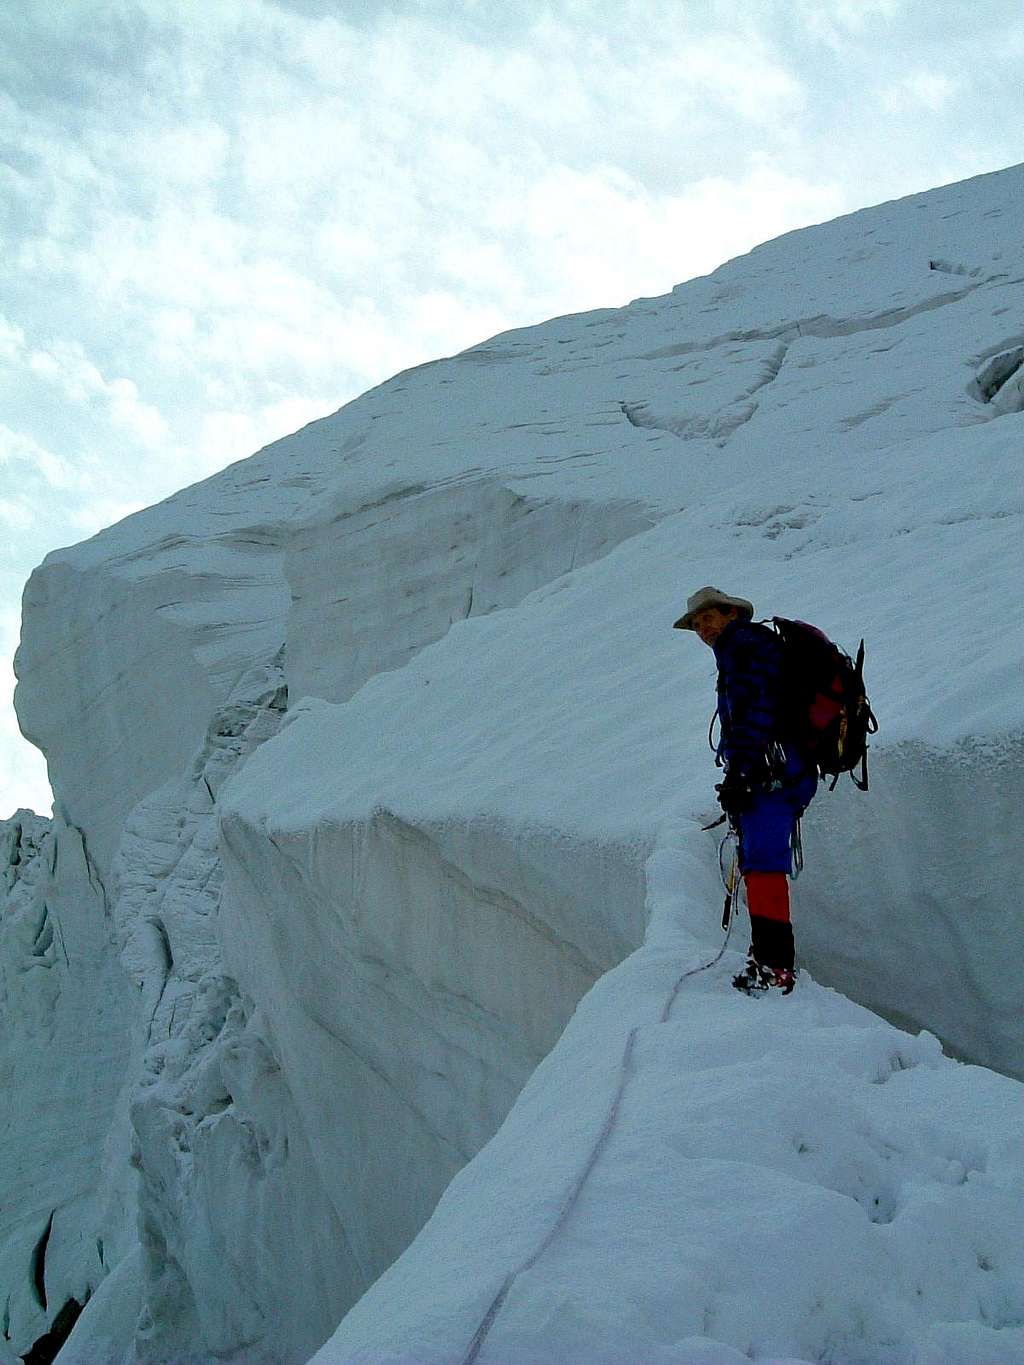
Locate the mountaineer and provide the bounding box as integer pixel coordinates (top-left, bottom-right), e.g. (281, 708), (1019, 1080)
(674, 586), (818, 995)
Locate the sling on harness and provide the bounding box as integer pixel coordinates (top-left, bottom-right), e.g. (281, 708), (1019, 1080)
(719, 828), (741, 931)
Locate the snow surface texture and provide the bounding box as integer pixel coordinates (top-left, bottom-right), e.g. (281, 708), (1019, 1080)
(6, 163), (1024, 1363)
(311, 846), (1024, 1365)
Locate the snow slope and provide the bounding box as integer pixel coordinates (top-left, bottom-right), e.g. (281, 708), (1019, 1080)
(6, 163), (1024, 1363)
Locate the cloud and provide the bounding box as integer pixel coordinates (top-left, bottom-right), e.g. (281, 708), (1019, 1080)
(882, 70), (959, 113)
(0, 601), (51, 818)
(0, 0), (1022, 813)
(0, 425), (90, 502)
(0, 497), (35, 532)
(25, 340), (169, 446)
(0, 317), (28, 360)
(66, 495), (149, 535)
(506, 162), (846, 310)
(793, 0), (905, 49)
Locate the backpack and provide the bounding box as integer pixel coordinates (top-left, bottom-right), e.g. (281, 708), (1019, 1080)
(767, 617), (878, 790)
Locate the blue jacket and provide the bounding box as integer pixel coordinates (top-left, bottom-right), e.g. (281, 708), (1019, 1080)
(712, 619), (788, 784)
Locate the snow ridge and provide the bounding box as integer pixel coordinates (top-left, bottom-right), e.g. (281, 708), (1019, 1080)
(313, 844), (1024, 1364)
(465, 909), (732, 1365)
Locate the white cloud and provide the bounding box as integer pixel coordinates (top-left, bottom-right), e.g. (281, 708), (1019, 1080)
(66, 495), (149, 535)
(106, 377), (170, 447)
(795, 0), (905, 49)
(511, 163), (846, 309)
(198, 409), (279, 465)
(882, 70), (959, 112)
(647, 31), (806, 126)
(0, 316), (27, 360)
(0, 497), (34, 532)
(0, 0), (1021, 811)
(0, 425), (79, 490)
(0, 606), (51, 817)
(0, 723), (51, 817)
(26, 341), (169, 446)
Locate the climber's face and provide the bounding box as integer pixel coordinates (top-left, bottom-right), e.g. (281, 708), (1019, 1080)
(692, 606), (737, 647)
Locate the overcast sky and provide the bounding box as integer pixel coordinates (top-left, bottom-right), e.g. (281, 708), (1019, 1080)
(2, 0), (1022, 818)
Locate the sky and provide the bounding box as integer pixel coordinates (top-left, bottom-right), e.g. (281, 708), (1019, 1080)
(1, 0), (1022, 819)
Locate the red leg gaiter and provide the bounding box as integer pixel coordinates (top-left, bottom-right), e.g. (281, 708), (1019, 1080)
(745, 872), (795, 971)
(744, 871), (791, 922)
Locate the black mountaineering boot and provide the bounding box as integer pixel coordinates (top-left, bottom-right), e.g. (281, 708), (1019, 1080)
(732, 953), (796, 996)
(731, 954), (763, 994)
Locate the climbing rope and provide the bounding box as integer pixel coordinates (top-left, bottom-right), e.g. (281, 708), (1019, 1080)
(658, 829), (742, 1022)
(458, 829), (743, 1361)
(461, 1028), (640, 1364)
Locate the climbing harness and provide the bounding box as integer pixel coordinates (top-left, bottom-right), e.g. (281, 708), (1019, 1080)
(667, 825), (743, 993)
(718, 826), (742, 932)
(791, 815), (804, 878)
(708, 707), (722, 765)
(699, 819), (743, 931)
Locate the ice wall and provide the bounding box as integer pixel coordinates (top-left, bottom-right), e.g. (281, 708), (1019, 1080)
(285, 477), (655, 704)
(798, 733), (1024, 1078)
(0, 811), (136, 1361)
(6, 163), (1024, 1363)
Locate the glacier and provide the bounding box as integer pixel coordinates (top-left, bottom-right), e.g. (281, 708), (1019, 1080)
(3, 162), (1024, 1364)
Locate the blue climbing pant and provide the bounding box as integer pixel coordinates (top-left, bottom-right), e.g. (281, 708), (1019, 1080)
(737, 763), (817, 875)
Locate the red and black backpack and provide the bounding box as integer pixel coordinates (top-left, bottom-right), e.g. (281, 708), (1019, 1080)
(767, 617), (878, 790)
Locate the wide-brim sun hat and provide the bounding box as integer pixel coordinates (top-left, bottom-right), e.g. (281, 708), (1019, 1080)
(673, 585), (754, 631)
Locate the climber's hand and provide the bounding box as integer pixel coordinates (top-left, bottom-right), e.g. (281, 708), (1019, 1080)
(716, 771), (754, 821)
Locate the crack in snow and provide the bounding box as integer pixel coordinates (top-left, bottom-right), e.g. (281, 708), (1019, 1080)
(617, 280), (1016, 450)
(637, 280), (997, 366)
(969, 345), (1024, 414)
